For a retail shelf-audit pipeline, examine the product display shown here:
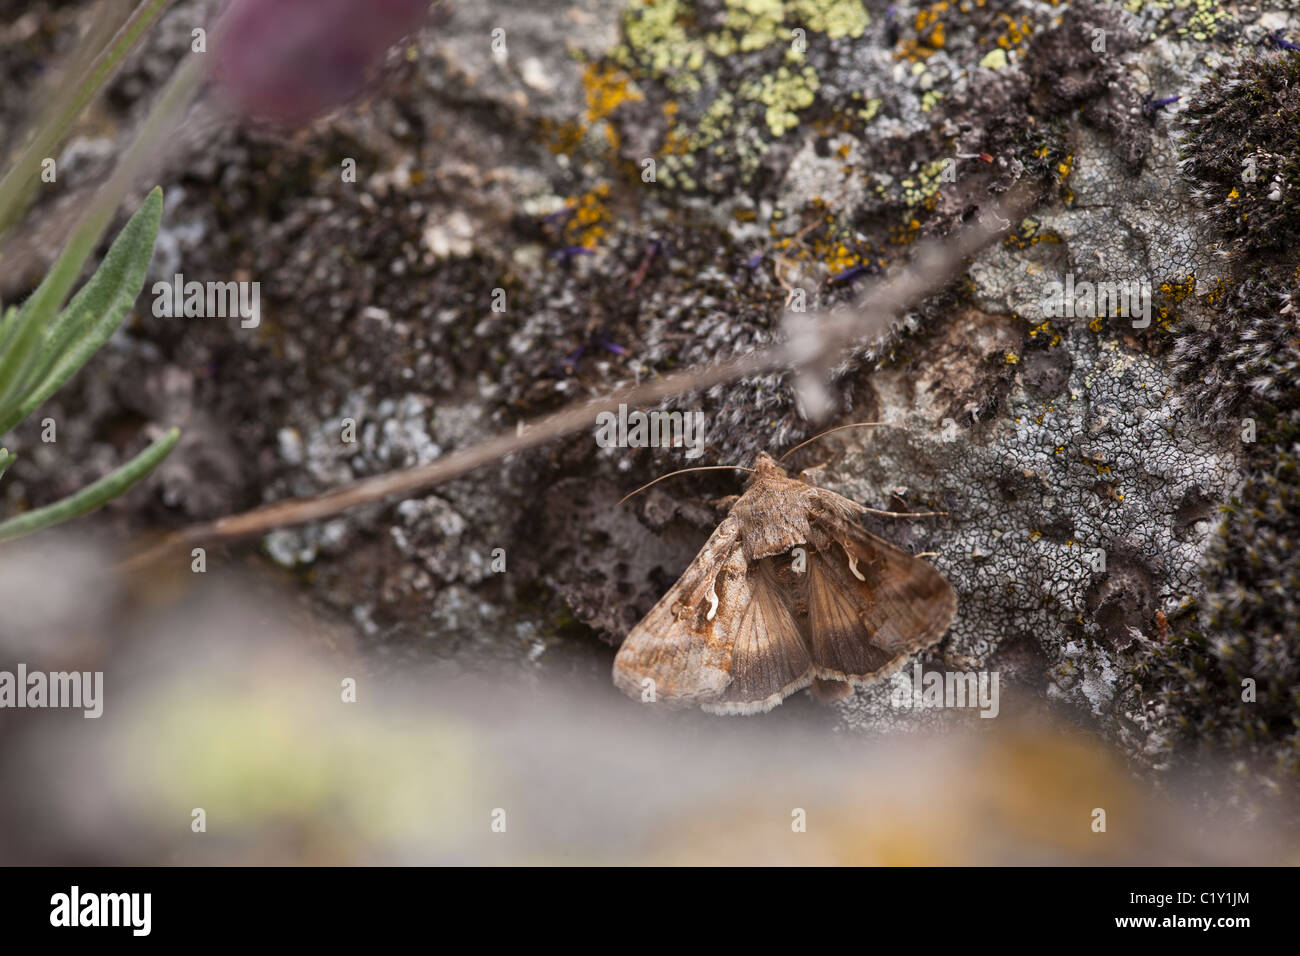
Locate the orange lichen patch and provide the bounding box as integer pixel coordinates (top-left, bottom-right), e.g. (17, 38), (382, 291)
(1158, 274), (1197, 305)
(896, 1), (949, 61)
(888, 216), (923, 246)
(1154, 274), (1197, 330)
(562, 183), (612, 247)
(1003, 217), (1063, 251)
(582, 62), (643, 152)
(817, 239), (867, 274)
(1028, 319), (1061, 347)
(769, 202), (875, 277)
(539, 117), (586, 155)
(583, 62), (642, 125)
(1204, 277), (1231, 305)
(661, 126), (692, 156)
(992, 11), (1033, 50)
(1054, 151), (1076, 203)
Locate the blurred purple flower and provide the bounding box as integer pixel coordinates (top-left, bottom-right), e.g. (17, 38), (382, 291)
(215, 0), (430, 125)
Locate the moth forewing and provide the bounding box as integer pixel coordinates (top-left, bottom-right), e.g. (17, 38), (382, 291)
(610, 517), (741, 705)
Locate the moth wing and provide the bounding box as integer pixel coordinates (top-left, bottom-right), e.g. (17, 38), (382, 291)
(612, 516), (744, 706)
(805, 510), (956, 684)
(702, 561), (815, 716)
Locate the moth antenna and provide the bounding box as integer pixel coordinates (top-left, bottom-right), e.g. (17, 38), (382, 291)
(618, 465), (755, 505)
(777, 421), (913, 463)
(859, 506), (947, 519)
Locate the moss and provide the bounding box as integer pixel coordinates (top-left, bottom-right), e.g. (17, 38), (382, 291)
(1180, 53), (1300, 261)
(1148, 48), (1300, 799)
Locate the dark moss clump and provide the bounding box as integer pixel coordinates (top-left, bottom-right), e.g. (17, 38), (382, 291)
(1179, 52), (1300, 260)
(1021, 0), (1149, 172)
(1142, 50), (1300, 803)
(1155, 270), (1300, 774)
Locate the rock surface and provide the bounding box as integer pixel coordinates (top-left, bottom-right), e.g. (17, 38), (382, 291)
(2, 0), (1298, 816)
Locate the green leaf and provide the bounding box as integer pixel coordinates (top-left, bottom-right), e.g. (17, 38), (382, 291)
(0, 447), (13, 480)
(0, 304), (17, 355)
(0, 205), (114, 415)
(0, 426), (178, 543)
(0, 187), (163, 437)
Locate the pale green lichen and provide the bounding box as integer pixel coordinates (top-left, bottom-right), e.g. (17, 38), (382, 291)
(1119, 0), (1236, 43)
(708, 0), (787, 55)
(790, 0), (870, 39)
(694, 91), (736, 150)
(702, 0), (871, 58)
(740, 63), (820, 136)
(619, 0), (712, 93)
(858, 96), (882, 124)
(612, 0), (877, 184)
(980, 48), (1009, 70)
(900, 158), (950, 208)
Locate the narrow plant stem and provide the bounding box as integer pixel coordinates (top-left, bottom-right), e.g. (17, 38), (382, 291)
(0, 0), (175, 236)
(119, 186), (1037, 570)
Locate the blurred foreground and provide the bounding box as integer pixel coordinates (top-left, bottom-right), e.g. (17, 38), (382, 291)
(0, 535), (1293, 866)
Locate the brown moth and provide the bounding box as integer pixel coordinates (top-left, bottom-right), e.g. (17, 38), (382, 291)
(613, 451), (957, 715)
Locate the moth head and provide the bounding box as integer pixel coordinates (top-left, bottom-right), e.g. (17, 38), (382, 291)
(747, 451), (788, 483)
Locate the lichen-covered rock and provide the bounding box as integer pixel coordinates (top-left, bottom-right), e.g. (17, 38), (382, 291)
(2, 0), (1298, 817)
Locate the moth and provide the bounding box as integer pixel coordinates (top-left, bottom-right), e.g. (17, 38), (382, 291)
(613, 450), (957, 715)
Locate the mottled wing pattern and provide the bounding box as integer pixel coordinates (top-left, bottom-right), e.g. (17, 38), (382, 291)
(612, 516), (743, 706)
